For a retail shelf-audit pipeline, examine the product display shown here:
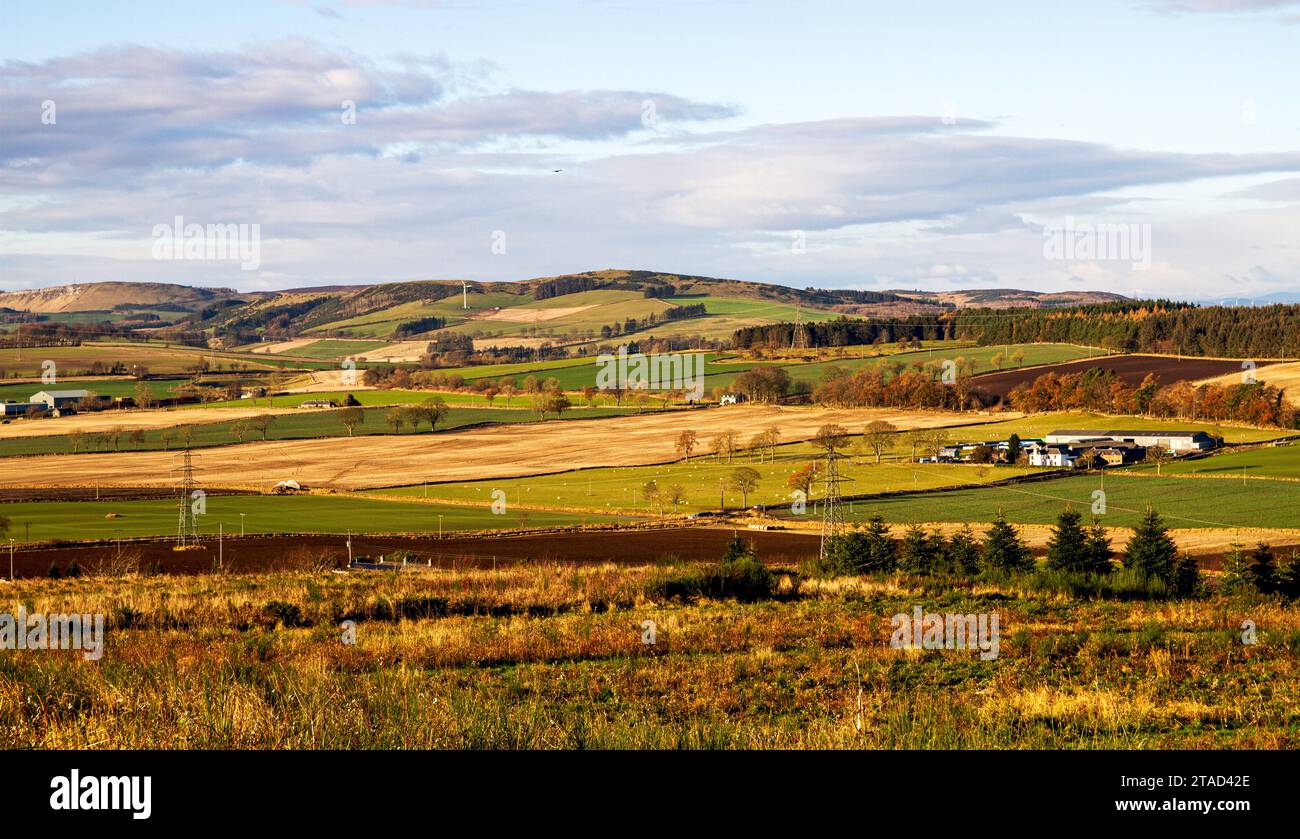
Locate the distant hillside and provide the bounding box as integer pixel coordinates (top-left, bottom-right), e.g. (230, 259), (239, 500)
(0, 282), (239, 313)
(0, 274), (1131, 348)
(890, 288), (1129, 309)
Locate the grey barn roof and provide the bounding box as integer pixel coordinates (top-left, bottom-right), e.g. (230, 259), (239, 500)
(1047, 429), (1210, 439)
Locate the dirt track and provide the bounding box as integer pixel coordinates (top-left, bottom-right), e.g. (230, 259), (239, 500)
(0, 404), (1008, 491)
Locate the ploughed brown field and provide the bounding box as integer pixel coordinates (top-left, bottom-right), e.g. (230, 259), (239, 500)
(0, 404), (1006, 491)
(16, 522), (1279, 578)
(11, 526), (821, 577)
(970, 354), (1247, 400)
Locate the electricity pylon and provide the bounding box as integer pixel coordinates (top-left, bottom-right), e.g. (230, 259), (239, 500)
(174, 448), (200, 548)
(791, 301), (809, 350)
(818, 450), (852, 565)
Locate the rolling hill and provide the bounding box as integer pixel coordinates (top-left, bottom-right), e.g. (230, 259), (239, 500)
(0, 281), (242, 313)
(1, 271), (1131, 352)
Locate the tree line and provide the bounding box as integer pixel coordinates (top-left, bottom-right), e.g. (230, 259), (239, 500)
(735, 300), (1300, 359)
(1006, 368), (1298, 428)
(818, 506), (1209, 599)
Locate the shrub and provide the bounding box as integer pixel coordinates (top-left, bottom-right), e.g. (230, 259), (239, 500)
(1023, 567), (1170, 600)
(821, 514), (896, 575)
(1172, 555), (1205, 598)
(646, 557), (775, 603)
(262, 600), (308, 628)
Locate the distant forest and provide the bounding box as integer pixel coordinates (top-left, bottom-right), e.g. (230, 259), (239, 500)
(734, 301), (1300, 359)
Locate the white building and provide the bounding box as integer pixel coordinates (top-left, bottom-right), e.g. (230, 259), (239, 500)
(1044, 429), (1218, 453)
(1028, 445), (1078, 468)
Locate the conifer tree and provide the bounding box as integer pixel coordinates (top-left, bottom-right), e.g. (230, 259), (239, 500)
(981, 512), (1034, 573)
(1219, 544), (1252, 595)
(899, 524), (935, 574)
(1123, 505), (1177, 583)
(945, 523), (982, 575)
(1248, 542), (1277, 594)
(1084, 519), (1114, 574)
(1046, 507), (1089, 572)
(1172, 554), (1203, 598)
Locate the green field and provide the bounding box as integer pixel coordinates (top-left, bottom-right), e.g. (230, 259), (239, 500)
(367, 441), (1047, 512)
(420, 290), (678, 340)
(664, 295), (839, 321)
(0, 404), (642, 458)
(308, 291), (532, 338)
(420, 342), (1099, 394)
(0, 377), (190, 402)
(821, 471), (1300, 530)
(0, 494), (634, 542)
(290, 339), (391, 360)
(1135, 443), (1300, 478)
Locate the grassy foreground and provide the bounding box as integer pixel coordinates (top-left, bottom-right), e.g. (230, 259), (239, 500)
(2, 563), (1298, 748)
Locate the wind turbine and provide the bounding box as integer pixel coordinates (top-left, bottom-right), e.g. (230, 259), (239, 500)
(461, 281), (470, 309)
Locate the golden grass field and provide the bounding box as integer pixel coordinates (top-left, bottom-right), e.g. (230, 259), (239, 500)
(0, 405), (1002, 491)
(0, 407), (301, 440)
(1199, 360), (1300, 405)
(3, 563), (1297, 748)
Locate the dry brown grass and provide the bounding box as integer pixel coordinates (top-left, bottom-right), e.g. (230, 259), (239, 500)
(2, 563), (1298, 749)
(1198, 360), (1300, 405)
(0, 404), (1007, 491)
(0, 406), (299, 440)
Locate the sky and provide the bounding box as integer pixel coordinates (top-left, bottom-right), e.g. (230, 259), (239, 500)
(1, 0), (1298, 299)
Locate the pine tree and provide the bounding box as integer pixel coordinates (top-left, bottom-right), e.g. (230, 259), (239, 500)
(721, 532), (754, 564)
(824, 513), (896, 575)
(1084, 519), (1114, 574)
(1172, 554), (1203, 598)
(860, 513), (897, 573)
(1007, 433), (1022, 464)
(1123, 505), (1177, 583)
(1248, 542), (1277, 594)
(1046, 507), (1089, 572)
(1219, 544), (1252, 595)
(899, 524), (935, 574)
(981, 513), (1034, 573)
(929, 529), (951, 573)
(945, 523), (982, 575)
(1278, 551), (1300, 599)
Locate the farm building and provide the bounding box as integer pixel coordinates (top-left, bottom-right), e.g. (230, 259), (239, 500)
(1, 401), (42, 417)
(1027, 445), (1078, 468)
(299, 399), (338, 409)
(29, 389), (91, 410)
(1044, 429), (1219, 453)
